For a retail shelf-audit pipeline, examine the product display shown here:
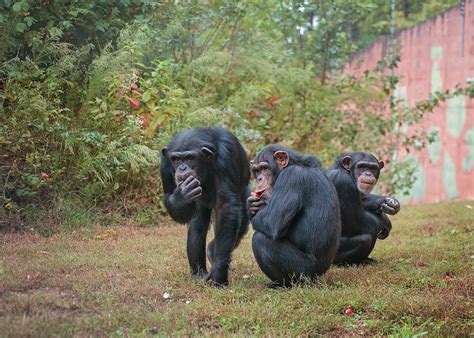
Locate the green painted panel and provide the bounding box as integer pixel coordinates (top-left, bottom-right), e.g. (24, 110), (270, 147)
(446, 95), (466, 138)
(427, 127), (441, 164)
(430, 63), (442, 94)
(398, 156), (426, 203)
(442, 152), (459, 199)
(430, 46), (443, 60)
(462, 128), (474, 172)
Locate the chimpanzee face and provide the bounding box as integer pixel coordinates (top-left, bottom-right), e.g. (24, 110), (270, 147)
(342, 155), (384, 194)
(250, 150), (289, 199)
(162, 147), (214, 185)
(250, 160), (273, 199)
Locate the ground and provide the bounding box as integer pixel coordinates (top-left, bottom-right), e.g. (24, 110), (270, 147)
(0, 201), (472, 336)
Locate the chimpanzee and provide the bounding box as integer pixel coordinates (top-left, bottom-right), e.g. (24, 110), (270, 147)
(326, 152), (401, 265)
(247, 145), (341, 287)
(160, 127), (250, 286)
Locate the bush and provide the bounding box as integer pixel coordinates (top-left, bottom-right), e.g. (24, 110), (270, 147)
(2, 2), (471, 232)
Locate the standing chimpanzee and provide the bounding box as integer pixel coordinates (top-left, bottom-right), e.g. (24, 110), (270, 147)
(160, 127), (250, 286)
(247, 145), (341, 287)
(326, 152), (401, 265)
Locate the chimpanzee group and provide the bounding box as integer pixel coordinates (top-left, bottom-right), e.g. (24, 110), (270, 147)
(160, 127), (400, 287)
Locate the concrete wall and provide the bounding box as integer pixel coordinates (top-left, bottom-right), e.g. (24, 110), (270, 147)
(344, 0), (474, 204)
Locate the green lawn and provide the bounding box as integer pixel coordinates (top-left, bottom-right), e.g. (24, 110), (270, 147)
(1, 201), (472, 336)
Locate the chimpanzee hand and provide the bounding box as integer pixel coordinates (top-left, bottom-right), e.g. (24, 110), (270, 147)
(174, 176), (202, 204)
(377, 222), (392, 239)
(381, 197), (400, 215)
(247, 195), (265, 215)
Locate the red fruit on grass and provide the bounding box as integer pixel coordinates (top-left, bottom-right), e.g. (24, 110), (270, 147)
(443, 274), (452, 282)
(130, 83), (138, 90)
(40, 172), (49, 180)
(129, 97), (139, 109)
(344, 306), (354, 315)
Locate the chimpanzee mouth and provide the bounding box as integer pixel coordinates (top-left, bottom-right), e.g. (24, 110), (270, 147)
(253, 186), (272, 199)
(359, 182), (374, 189)
(176, 172), (196, 185)
(256, 187), (268, 194)
(359, 177), (376, 185)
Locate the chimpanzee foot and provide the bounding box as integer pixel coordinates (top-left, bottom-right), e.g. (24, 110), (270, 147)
(204, 269), (229, 287)
(266, 280), (287, 289)
(192, 269), (208, 279)
(360, 257), (379, 265)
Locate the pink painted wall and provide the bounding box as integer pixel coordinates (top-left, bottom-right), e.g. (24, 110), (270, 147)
(344, 0), (474, 204)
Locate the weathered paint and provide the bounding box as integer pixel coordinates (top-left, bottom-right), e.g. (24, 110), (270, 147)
(427, 127), (442, 164)
(408, 156), (426, 201)
(431, 62), (443, 94)
(446, 95), (466, 138)
(463, 128), (474, 172)
(344, 0), (474, 204)
(442, 151), (459, 199)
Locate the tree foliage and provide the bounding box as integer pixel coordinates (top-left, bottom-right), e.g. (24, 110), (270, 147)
(0, 0), (469, 230)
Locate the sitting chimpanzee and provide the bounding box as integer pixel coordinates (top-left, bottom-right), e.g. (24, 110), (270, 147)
(326, 152), (401, 265)
(247, 145), (341, 287)
(160, 127), (250, 286)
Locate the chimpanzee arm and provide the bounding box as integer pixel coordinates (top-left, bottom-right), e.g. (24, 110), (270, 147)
(251, 166), (304, 240)
(361, 193), (386, 213)
(160, 157), (196, 223)
(362, 194), (400, 215)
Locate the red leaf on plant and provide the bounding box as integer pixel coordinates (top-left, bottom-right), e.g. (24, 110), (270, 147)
(129, 98), (140, 109)
(247, 108), (260, 120)
(266, 95), (279, 107)
(139, 114), (149, 128)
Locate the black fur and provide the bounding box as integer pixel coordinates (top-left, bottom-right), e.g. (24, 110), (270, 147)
(160, 127), (250, 286)
(326, 152), (397, 265)
(249, 145), (341, 287)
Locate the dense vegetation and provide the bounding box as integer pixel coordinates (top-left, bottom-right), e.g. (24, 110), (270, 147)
(0, 0), (471, 231)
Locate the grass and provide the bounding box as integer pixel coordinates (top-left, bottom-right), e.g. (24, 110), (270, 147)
(0, 200), (472, 336)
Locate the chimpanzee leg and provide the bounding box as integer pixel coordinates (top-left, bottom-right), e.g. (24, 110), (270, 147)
(252, 232), (319, 287)
(206, 202), (249, 265)
(360, 210), (390, 237)
(333, 234), (374, 265)
(187, 206), (212, 277)
(236, 202), (250, 247)
(335, 212), (392, 265)
(375, 213), (392, 239)
(207, 199), (242, 286)
(206, 239), (215, 265)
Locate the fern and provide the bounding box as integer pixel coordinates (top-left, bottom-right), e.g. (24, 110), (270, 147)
(79, 141), (159, 186)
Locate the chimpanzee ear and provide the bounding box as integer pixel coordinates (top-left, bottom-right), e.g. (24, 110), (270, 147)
(274, 151), (289, 170)
(342, 156), (351, 171)
(378, 160), (385, 169)
(161, 147), (168, 158)
(201, 147), (215, 160)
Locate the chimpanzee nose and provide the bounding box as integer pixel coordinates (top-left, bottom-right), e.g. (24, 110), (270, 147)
(178, 164), (188, 171)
